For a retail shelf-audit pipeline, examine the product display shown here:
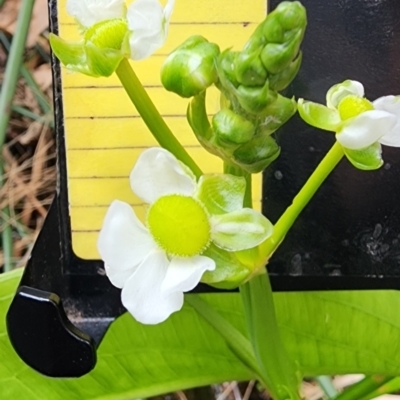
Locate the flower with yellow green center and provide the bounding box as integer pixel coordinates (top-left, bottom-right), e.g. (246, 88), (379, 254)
(49, 0), (175, 77)
(297, 80), (400, 170)
(97, 148), (273, 324)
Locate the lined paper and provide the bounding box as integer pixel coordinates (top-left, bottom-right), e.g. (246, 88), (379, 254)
(58, 0), (266, 259)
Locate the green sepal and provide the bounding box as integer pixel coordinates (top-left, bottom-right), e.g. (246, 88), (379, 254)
(218, 50), (240, 87)
(49, 33), (89, 74)
(269, 51), (302, 91)
(212, 109), (255, 145)
(196, 174), (246, 215)
(258, 94), (297, 134)
(236, 80), (274, 114)
(85, 42), (125, 77)
(260, 29), (303, 74)
(161, 35), (220, 98)
(211, 209), (274, 252)
(233, 135), (280, 173)
(235, 49), (268, 87)
(201, 244), (253, 290)
(298, 99), (342, 131)
(343, 142), (383, 171)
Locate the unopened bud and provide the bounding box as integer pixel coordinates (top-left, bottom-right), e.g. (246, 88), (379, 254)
(212, 109), (255, 145)
(161, 35), (220, 98)
(233, 135), (280, 173)
(235, 50), (268, 87)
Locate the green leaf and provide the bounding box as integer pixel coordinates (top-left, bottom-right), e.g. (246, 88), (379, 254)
(0, 270), (253, 399)
(4, 270), (400, 398)
(196, 174), (246, 215)
(343, 142), (383, 170)
(298, 99), (341, 131)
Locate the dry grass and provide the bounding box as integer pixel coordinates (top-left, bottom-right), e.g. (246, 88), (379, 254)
(0, 0), (55, 270)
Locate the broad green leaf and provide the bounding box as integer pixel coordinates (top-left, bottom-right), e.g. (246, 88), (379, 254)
(0, 269), (252, 400)
(3, 269), (400, 398)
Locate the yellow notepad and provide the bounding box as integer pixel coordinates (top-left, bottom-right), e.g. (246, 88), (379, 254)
(57, 0), (266, 259)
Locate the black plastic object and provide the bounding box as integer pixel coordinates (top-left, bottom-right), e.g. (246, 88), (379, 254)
(266, 0), (400, 291)
(6, 0), (400, 378)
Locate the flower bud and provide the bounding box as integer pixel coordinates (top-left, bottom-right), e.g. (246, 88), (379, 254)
(236, 81), (276, 114)
(161, 35), (220, 98)
(235, 49), (268, 87)
(260, 1), (306, 74)
(233, 135), (280, 173)
(212, 109), (255, 146)
(269, 52), (302, 91)
(259, 94), (297, 134)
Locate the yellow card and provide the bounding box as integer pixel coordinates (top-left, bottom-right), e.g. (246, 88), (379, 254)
(57, 0), (266, 259)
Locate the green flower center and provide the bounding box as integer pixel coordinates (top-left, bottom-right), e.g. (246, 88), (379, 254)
(84, 18), (128, 50)
(338, 95), (374, 120)
(147, 195), (211, 257)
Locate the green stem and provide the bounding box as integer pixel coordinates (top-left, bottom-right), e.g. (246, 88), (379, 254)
(115, 58), (202, 178)
(316, 376), (338, 399)
(333, 375), (393, 400)
(185, 295), (264, 381)
(358, 377), (400, 400)
(0, 0), (35, 272)
(260, 141), (344, 259)
(225, 162), (300, 400)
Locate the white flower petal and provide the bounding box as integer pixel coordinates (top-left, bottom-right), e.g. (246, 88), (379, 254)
(67, 0), (125, 28)
(127, 0), (174, 60)
(326, 80), (364, 109)
(161, 256), (215, 294)
(104, 263), (135, 289)
(373, 95), (400, 147)
(129, 31), (165, 60)
(336, 110), (398, 150)
(97, 200), (156, 287)
(121, 250), (183, 324)
(130, 148), (196, 203)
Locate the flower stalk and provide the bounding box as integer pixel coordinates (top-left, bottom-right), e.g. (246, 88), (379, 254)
(225, 162), (301, 400)
(115, 58), (202, 177)
(260, 141), (344, 261)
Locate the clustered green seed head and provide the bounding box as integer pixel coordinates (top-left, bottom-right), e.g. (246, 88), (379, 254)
(162, 1), (307, 174)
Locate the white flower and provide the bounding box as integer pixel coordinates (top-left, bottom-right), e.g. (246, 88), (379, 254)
(66, 0), (174, 61)
(298, 80), (400, 150)
(97, 148), (273, 324)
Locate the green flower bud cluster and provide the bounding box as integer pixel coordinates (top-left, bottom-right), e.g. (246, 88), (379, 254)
(161, 1), (307, 174)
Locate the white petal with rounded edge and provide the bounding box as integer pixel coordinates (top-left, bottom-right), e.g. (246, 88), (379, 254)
(130, 148), (196, 203)
(127, 0), (174, 60)
(373, 95), (400, 147)
(121, 250), (184, 324)
(67, 0), (125, 28)
(97, 200), (156, 279)
(104, 263), (135, 289)
(161, 256), (215, 294)
(129, 31), (165, 60)
(326, 80), (364, 109)
(336, 110), (397, 150)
